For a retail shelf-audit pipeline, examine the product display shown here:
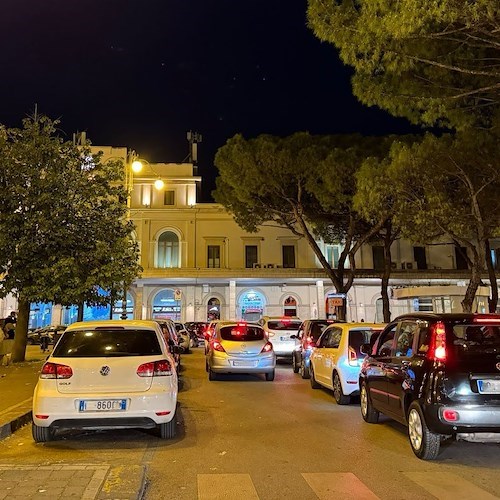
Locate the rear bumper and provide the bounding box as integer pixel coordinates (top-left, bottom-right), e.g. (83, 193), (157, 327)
(32, 385), (177, 428)
(423, 404), (500, 435)
(209, 352), (275, 374)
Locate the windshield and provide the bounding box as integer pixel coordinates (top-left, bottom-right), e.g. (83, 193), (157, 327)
(220, 325), (265, 342)
(52, 328), (162, 357)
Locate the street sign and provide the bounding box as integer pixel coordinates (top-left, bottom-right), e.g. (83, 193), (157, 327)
(174, 289), (182, 301)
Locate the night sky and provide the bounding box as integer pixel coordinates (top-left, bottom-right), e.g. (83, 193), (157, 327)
(1, 0), (416, 200)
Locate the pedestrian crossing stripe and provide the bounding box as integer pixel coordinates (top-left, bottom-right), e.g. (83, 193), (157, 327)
(197, 472), (499, 499)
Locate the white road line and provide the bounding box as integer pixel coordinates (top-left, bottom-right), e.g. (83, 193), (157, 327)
(404, 472), (499, 500)
(0, 397), (32, 416)
(198, 473), (260, 500)
(302, 472), (380, 500)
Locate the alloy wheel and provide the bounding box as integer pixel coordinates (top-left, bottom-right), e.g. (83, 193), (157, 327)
(408, 408), (423, 451)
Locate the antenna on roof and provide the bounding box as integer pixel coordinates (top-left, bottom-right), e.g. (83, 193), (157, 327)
(186, 131), (202, 173)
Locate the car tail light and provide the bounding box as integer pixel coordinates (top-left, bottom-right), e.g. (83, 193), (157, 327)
(40, 362), (73, 379)
(473, 315), (500, 323)
(427, 321), (447, 362)
(348, 346), (358, 366)
(261, 342), (273, 353)
(443, 409), (458, 422)
(137, 359), (173, 377)
(267, 331), (275, 337)
(211, 340), (226, 352)
(237, 322), (247, 327)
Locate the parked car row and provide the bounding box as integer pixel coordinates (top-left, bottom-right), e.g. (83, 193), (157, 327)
(291, 313), (500, 461)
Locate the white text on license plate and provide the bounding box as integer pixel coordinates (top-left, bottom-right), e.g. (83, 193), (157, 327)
(79, 399), (127, 412)
(478, 379), (500, 394)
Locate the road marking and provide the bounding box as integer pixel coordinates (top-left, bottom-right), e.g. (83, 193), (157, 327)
(404, 472), (499, 500)
(0, 397), (32, 416)
(198, 474), (260, 500)
(302, 472), (380, 500)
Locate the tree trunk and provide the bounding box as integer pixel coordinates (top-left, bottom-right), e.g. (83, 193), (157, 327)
(77, 303), (84, 322)
(485, 240), (498, 313)
(11, 297), (30, 363)
(461, 265), (483, 312)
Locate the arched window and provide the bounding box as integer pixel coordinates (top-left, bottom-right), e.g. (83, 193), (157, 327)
(152, 289), (181, 321)
(283, 296), (297, 317)
(158, 231), (179, 268)
(239, 290), (265, 322)
(207, 298), (220, 321)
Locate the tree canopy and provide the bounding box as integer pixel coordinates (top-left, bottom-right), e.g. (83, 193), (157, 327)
(376, 129), (500, 311)
(307, 0), (500, 129)
(0, 115), (141, 361)
(213, 132), (393, 318)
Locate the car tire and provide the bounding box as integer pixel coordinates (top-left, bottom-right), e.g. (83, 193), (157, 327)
(300, 358), (310, 379)
(310, 364), (321, 389)
(407, 402), (441, 460)
(158, 415), (176, 439)
(205, 360), (209, 372)
(333, 372), (350, 405)
(292, 354), (299, 373)
(265, 370), (275, 381)
(208, 367), (218, 381)
(32, 423), (54, 443)
(360, 381), (379, 423)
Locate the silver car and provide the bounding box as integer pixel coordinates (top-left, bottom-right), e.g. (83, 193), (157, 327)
(206, 321), (276, 381)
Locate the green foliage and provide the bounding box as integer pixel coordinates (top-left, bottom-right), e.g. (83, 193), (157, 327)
(0, 115), (141, 307)
(307, 0), (500, 129)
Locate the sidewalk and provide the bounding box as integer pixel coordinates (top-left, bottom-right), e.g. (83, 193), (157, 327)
(0, 345), (46, 440)
(0, 346), (146, 499)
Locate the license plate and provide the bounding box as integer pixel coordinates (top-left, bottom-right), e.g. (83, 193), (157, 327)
(233, 360), (256, 367)
(79, 399), (127, 412)
(477, 379), (500, 394)
(280, 336), (292, 342)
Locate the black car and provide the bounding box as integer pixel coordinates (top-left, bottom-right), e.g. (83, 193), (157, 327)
(359, 313), (500, 460)
(291, 319), (335, 378)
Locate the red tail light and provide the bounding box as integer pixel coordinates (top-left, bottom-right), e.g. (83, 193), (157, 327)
(137, 359), (173, 377)
(211, 340), (226, 352)
(260, 341), (273, 353)
(40, 362), (73, 379)
(443, 409), (458, 422)
(427, 321), (447, 362)
(348, 347), (357, 366)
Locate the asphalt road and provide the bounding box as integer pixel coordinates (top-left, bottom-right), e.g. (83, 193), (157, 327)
(2, 348), (500, 499)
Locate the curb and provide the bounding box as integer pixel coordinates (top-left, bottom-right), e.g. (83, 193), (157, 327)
(98, 464), (148, 500)
(0, 406), (33, 440)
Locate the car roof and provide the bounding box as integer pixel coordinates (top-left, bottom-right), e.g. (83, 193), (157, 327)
(393, 313), (500, 322)
(65, 320), (161, 332)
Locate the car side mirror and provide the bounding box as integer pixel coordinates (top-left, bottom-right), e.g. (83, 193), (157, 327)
(360, 343), (372, 355)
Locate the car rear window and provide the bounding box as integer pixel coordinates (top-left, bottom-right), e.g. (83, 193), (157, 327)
(220, 325), (265, 341)
(452, 323), (500, 352)
(52, 328), (162, 357)
(349, 329), (380, 357)
(267, 320), (302, 331)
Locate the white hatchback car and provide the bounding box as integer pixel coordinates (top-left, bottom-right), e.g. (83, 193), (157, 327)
(32, 320), (180, 442)
(260, 316), (302, 359)
(309, 322), (385, 405)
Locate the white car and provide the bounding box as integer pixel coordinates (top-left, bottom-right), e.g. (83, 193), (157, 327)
(32, 320), (180, 442)
(260, 316), (302, 359)
(309, 322), (385, 404)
